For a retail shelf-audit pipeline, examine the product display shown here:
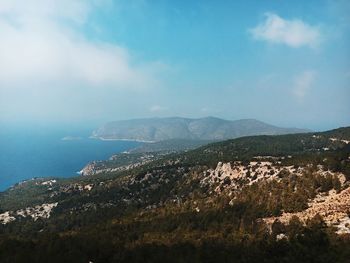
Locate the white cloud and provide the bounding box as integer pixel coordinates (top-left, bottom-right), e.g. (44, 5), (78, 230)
(150, 105), (167, 112)
(0, 0), (162, 90)
(250, 13), (321, 48)
(200, 107), (222, 114)
(0, 0), (92, 24)
(292, 70), (317, 100)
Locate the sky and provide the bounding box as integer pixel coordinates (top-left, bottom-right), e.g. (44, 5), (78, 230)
(0, 0), (349, 131)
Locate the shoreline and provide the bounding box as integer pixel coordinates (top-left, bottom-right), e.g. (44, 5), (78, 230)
(89, 136), (156, 143)
(0, 134), (143, 193)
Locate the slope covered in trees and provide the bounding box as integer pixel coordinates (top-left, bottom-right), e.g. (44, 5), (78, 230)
(0, 127), (350, 262)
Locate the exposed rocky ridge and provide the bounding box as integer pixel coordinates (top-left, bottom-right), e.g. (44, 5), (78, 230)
(0, 202), (57, 224)
(201, 159), (350, 234)
(80, 152), (162, 176)
(128, 139), (214, 153)
(264, 188), (350, 234)
(201, 160), (347, 194)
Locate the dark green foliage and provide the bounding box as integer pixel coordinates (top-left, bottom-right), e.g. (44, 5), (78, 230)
(130, 139), (215, 153)
(0, 212), (349, 263)
(1, 127), (350, 262)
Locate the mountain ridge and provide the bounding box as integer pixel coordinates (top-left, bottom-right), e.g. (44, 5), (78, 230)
(92, 117), (310, 142)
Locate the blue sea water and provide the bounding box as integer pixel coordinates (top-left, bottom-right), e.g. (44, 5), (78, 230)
(0, 125), (140, 191)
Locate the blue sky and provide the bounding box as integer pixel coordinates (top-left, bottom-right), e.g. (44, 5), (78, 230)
(0, 0), (349, 130)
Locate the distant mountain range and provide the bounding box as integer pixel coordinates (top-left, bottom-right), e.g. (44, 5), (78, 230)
(92, 117), (310, 142)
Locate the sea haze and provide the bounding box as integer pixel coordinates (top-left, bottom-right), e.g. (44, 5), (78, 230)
(0, 125), (141, 191)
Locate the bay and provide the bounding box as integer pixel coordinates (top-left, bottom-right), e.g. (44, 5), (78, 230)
(0, 125), (140, 191)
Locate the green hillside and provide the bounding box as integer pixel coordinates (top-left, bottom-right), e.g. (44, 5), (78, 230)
(0, 127), (350, 263)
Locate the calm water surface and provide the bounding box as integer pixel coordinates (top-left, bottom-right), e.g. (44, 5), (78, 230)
(0, 125), (140, 191)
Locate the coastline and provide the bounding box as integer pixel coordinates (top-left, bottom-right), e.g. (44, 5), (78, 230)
(0, 133), (141, 192)
(89, 136), (155, 143)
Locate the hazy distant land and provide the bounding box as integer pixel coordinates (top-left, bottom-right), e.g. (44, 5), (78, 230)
(92, 117), (310, 142)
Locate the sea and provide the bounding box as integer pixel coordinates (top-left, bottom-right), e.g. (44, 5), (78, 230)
(0, 124), (141, 191)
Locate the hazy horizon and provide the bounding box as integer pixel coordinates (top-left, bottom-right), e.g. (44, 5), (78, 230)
(0, 0), (349, 131)
(0, 114), (348, 132)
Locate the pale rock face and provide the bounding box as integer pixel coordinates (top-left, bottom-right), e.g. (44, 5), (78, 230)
(16, 202), (58, 221)
(0, 211), (16, 224)
(80, 159), (153, 176)
(201, 160), (305, 193)
(80, 162), (98, 176)
(201, 160), (346, 194)
(41, 180), (57, 186)
(264, 187), (350, 235)
(84, 184), (93, 191)
(276, 233), (288, 241)
(336, 216), (350, 235)
(329, 138), (350, 144)
(0, 202), (58, 224)
(58, 183), (96, 194)
(202, 160), (350, 235)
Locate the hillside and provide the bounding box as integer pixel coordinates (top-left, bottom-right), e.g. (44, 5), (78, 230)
(92, 117), (309, 141)
(0, 127), (350, 262)
(128, 138), (214, 153)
